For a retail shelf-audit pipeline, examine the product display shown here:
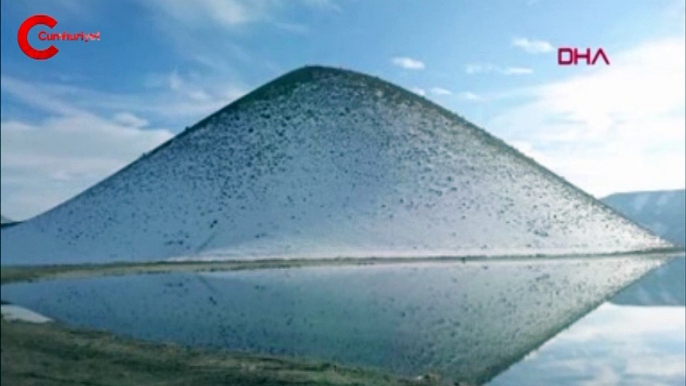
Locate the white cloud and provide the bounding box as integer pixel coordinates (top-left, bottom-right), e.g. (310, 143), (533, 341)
(188, 90), (213, 102)
(3, 72), (247, 127)
(1, 115), (173, 220)
(465, 64), (486, 74)
(487, 37), (686, 196)
(1, 77), (177, 219)
(410, 87), (426, 96)
(457, 91), (484, 102)
(392, 57), (426, 70)
(144, 70), (219, 102)
(1, 70), (249, 219)
(466, 63), (533, 75)
(502, 67), (534, 75)
(430, 87), (452, 96)
(113, 112), (149, 128)
(512, 37), (554, 54)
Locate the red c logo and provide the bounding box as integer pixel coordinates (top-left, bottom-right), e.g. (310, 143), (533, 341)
(18, 14), (59, 60)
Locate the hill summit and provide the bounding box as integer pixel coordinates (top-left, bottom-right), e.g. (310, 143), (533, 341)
(0, 66), (673, 265)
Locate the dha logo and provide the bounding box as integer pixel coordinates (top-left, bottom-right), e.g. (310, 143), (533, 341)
(18, 14), (100, 60)
(557, 47), (610, 66)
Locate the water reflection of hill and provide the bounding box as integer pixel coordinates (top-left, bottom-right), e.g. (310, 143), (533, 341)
(611, 256), (685, 307)
(602, 190), (684, 307)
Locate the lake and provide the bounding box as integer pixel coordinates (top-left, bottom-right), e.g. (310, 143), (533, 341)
(490, 256), (685, 385)
(1, 254), (682, 385)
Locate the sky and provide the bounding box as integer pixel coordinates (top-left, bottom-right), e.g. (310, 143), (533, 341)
(1, 0), (684, 220)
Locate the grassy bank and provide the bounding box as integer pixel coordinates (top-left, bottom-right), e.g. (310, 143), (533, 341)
(1, 319), (435, 386)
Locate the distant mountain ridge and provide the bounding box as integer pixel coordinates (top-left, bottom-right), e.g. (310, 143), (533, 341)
(0, 66), (673, 265)
(603, 189), (685, 246)
(602, 189), (685, 307)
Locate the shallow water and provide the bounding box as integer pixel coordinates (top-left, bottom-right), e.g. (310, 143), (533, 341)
(1, 255), (679, 384)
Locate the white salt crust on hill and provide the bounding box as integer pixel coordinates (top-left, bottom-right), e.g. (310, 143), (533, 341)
(0, 66), (673, 265)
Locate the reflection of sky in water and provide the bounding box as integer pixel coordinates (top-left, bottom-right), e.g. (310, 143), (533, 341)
(489, 305), (685, 386)
(490, 259), (685, 386)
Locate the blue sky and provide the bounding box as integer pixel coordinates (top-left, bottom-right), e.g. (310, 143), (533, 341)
(1, 0), (684, 220)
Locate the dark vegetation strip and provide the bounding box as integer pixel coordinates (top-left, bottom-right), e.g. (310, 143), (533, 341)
(1, 319), (435, 386)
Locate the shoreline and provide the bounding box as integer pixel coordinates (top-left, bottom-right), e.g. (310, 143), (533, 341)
(1, 249), (681, 285)
(1, 318), (436, 386)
